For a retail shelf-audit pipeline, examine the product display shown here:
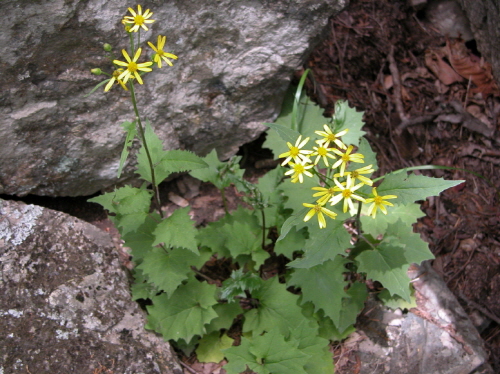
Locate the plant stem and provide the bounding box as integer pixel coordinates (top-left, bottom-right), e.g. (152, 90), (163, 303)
(128, 81), (164, 218)
(260, 208), (266, 249)
(220, 187), (229, 214)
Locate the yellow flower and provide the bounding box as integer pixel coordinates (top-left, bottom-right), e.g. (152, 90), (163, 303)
(315, 125), (348, 149)
(104, 69), (129, 92)
(334, 165), (375, 186)
(312, 185), (342, 205)
(122, 5), (155, 32)
(310, 144), (336, 167)
(329, 175), (366, 213)
(331, 145), (365, 177)
(364, 188), (397, 218)
(147, 35), (178, 68)
(303, 202), (337, 229)
(284, 161), (314, 183)
(114, 48), (153, 85)
(278, 135), (312, 166)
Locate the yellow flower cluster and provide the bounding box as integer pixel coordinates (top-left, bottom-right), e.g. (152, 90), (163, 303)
(97, 5), (178, 92)
(279, 125), (397, 228)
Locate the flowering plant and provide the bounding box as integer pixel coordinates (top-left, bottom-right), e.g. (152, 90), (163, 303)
(88, 7), (464, 374)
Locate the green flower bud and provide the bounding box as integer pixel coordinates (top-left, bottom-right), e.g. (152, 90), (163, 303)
(90, 68), (103, 75)
(103, 43), (112, 52)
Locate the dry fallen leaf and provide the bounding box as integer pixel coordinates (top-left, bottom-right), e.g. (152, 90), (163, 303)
(425, 48), (464, 85)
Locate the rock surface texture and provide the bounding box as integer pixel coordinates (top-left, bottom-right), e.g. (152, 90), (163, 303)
(0, 0), (346, 197)
(0, 198), (182, 374)
(460, 0), (500, 83)
(345, 261), (493, 374)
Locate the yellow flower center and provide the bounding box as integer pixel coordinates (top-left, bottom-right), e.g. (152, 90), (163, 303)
(294, 164), (305, 173)
(342, 154), (350, 162)
(313, 205), (322, 213)
(134, 15), (145, 24)
(128, 62), (139, 73)
(327, 134), (337, 141)
(317, 147), (327, 156)
(351, 171), (359, 177)
(289, 146), (299, 157)
(374, 196), (383, 204)
(342, 189), (352, 198)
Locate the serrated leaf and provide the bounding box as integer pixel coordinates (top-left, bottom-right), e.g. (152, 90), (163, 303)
(243, 277), (304, 336)
(224, 329), (311, 374)
(288, 256), (350, 325)
(287, 221), (351, 268)
(117, 120), (137, 178)
(385, 220), (434, 264)
(196, 332), (234, 363)
(349, 137), (377, 172)
(160, 149), (208, 174)
(222, 220), (269, 268)
(137, 246), (200, 298)
(146, 279), (218, 342)
(122, 213), (160, 261)
(153, 207), (199, 254)
(88, 186), (152, 216)
(221, 269), (264, 302)
(136, 120), (169, 183)
(333, 100), (366, 146)
(277, 207), (309, 242)
(264, 123), (301, 145)
(279, 172), (321, 214)
(337, 282), (368, 332)
(274, 226), (306, 259)
(289, 319), (334, 374)
(357, 243), (412, 302)
(378, 288), (417, 310)
(190, 150), (244, 190)
(205, 302), (244, 334)
(131, 268), (157, 301)
(377, 172), (465, 205)
(117, 211), (149, 236)
(361, 202), (425, 237)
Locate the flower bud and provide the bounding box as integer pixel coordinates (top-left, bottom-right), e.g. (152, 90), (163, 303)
(103, 43), (112, 52)
(90, 68), (103, 75)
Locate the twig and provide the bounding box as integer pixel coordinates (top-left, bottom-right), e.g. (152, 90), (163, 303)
(178, 360), (201, 374)
(387, 46), (408, 123)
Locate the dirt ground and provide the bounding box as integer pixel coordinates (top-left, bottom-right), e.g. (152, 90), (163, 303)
(10, 0), (500, 372)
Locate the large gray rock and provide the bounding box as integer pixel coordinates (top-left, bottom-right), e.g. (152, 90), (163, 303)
(0, 198), (182, 374)
(460, 0), (500, 83)
(0, 0), (346, 197)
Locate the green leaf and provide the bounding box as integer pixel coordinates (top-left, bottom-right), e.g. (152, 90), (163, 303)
(274, 226), (307, 259)
(205, 302), (244, 334)
(385, 220), (434, 264)
(146, 278), (218, 342)
(153, 207), (199, 254)
(117, 211), (149, 236)
(377, 172), (465, 205)
(357, 242), (412, 302)
(88, 185), (152, 215)
(137, 246), (200, 298)
(190, 150), (244, 190)
(361, 202), (425, 237)
(349, 137), (377, 172)
(277, 207), (309, 242)
(224, 329), (311, 374)
(378, 288), (417, 310)
(289, 319), (335, 374)
(333, 100), (366, 146)
(196, 331), (234, 363)
(222, 220), (269, 268)
(337, 282), (368, 333)
(264, 123), (301, 145)
(288, 255), (350, 325)
(221, 269), (263, 302)
(287, 221), (351, 268)
(117, 120), (137, 178)
(131, 268), (157, 301)
(136, 120), (169, 183)
(243, 277), (304, 336)
(279, 174), (321, 214)
(122, 213), (159, 261)
(159, 149), (208, 175)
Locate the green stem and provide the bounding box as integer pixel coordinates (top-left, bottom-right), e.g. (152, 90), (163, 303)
(220, 187), (229, 214)
(260, 208), (266, 249)
(128, 81), (164, 218)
